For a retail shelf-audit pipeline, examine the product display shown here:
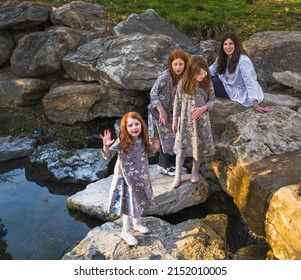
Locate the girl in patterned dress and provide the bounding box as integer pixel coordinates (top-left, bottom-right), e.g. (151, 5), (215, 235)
(172, 55), (215, 188)
(100, 112), (160, 245)
(148, 50), (189, 176)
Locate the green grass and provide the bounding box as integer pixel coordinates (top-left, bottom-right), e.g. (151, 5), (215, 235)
(14, 0), (301, 40)
(37, 0), (301, 41)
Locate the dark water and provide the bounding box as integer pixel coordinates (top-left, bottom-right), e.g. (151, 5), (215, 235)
(0, 157), (262, 260)
(0, 158), (101, 260)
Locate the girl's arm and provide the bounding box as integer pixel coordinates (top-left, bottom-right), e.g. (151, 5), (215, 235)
(205, 81), (216, 109)
(192, 82), (215, 120)
(150, 138), (160, 154)
(149, 73), (165, 108)
(149, 72), (169, 125)
(172, 82), (182, 133)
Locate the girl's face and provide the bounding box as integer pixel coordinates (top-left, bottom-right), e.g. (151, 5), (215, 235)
(194, 69), (207, 82)
(223, 38), (235, 57)
(126, 117), (142, 139)
(172, 58), (185, 75)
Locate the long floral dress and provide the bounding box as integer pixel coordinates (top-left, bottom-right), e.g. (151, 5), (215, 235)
(103, 138), (155, 218)
(173, 80), (215, 160)
(148, 70), (177, 155)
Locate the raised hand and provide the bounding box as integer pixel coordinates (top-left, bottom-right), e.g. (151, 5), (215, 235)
(99, 129), (115, 151)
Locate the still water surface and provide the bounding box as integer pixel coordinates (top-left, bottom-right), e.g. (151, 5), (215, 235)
(0, 161), (99, 260)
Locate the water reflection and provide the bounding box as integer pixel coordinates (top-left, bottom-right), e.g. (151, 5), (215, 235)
(0, 218), (12, 259)
(0, 159), (101, 260)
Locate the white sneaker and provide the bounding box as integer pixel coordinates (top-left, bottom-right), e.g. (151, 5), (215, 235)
(166, 166), (176, 176)
(121, 230), (138, 246)
(157, 165), (176, 176)
(133, 224), (150, 234)
(157, 165), (168, 174)
(168, 166), (187, 174)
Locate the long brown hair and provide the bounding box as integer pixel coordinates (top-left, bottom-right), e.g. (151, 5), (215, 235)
(216, 32), (249, 74)
(181, 55), (211, 95)
(118, 112), (151, 153)
(168, 49), (189, 85)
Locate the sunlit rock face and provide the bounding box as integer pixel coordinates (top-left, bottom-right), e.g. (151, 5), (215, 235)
(211, 106), (301, 259)
(265, 184), (301, 260)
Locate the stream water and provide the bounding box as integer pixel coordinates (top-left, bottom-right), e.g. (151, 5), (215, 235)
(0, 157), (264, 260)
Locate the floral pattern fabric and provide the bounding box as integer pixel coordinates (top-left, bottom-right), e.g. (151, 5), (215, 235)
(103, 138), (155, 218)
(148, 70), (177, 155)
(173, 80), (215, 159)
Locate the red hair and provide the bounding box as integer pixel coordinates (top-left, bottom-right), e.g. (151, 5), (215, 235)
(119, 112), (151, 153)
(167, 49), (189, 85)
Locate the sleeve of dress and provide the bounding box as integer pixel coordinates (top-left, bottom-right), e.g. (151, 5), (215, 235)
(149, 72), (165, 108)
(240, 60), (263, 101)
(173, 81), (182, 119)
(209, 58), (218, 76)
(205, 81), (215, 110)
(101, 138), (120, 160)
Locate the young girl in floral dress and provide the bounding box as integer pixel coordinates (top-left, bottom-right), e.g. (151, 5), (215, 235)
(100, 112), (160, 245)
(148, 49), (189, 176)
(172, 55), (215, 188)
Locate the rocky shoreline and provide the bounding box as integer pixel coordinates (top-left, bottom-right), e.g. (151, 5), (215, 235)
(0, 1), (301, 260)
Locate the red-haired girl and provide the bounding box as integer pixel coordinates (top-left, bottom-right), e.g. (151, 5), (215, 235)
(100, 112), (159, 245)
(148, 49), (189, 176)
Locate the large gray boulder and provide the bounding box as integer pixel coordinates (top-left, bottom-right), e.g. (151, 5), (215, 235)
(63, 33), (177, 91)
(30, 145), (110, 184)
(113, 9), (196, 50)
(272, 71), (301, 94)
(243, 31), (301, 84)
(210, 94), (301, 142)
(0, 72), (52, 107)
(10, 27), (89, 77)
(67, 164), (210, 220)
(63, 215), (227, 260)
(0, 136), (36, 163)
(50, 1), (105, 30)
(42, 80), (148, 124)
(0, 1), (51, 29)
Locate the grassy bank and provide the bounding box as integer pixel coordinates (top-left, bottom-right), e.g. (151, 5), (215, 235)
(40, 0), (301, 40)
